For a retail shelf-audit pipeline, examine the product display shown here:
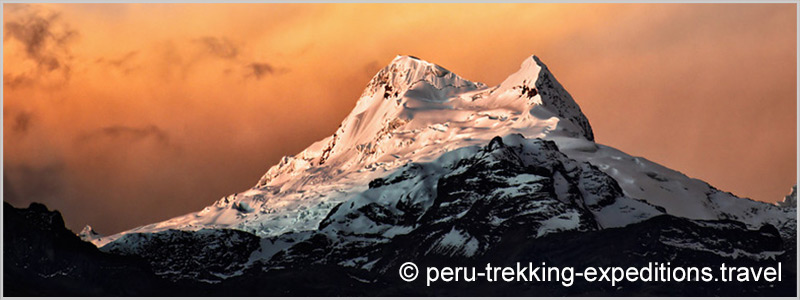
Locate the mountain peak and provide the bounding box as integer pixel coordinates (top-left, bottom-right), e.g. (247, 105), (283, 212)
(359, 55), (484, 106)
(388, 55), (450, 77)
(499, 55), (594, 141)
(79, 224), (103, 241)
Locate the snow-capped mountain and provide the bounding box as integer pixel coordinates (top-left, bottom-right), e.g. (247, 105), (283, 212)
(90, 55), (791, 248)
(12, 54), (795, 296)
(89, 55), (592, 246)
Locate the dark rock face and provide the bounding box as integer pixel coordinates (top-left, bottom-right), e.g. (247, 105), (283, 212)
(101, 229), (261, 283)
(4, 135), (796, 296)
(3, 202), (169, 296)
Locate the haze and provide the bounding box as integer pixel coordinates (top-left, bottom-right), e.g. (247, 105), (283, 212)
(3, 3), (796, 234)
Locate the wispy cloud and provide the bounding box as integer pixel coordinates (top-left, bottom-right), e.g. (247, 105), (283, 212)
(95, 50), (139, 74)
(77, 125), (171, 147)
(195, 36), (239, 59)
(246, 62), (275, 79)
(12, 111), (34, 133)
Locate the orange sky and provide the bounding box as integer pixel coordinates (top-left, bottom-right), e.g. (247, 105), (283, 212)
(3, 3), (796, 234)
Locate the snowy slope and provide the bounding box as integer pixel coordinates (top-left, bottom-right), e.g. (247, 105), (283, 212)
(306, 135), (664, 265)
(89, 54), (791, 250)
(552, 136), (794, 233)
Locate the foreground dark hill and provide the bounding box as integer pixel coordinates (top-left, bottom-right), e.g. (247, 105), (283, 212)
(3, 202), (168, 296)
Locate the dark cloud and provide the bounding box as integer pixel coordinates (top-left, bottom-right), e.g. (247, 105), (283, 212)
(4, 10), (77, 72)
(12, 111), (34, 133)
(153, 38), (239, 80)
(3, 107), (35, 137)
(195, 36), (239, 59)
(4, 6), (77, 89)
(246, 62), (275, 79)
(3, 73), (35, 88)
(95, 51), (139, 72)
(77, 125), (170, 146)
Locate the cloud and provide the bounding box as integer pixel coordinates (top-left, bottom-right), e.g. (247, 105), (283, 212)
(12, 111), (34, 133)
(95, 50), (139, 71)
(151, 37), (248, 80)
(3, 5), (77, 88)
(195, 36), (239, 59)
(3, 73), (35, 88)
(77, 125), (170, 146)
(245, 62), (287, 79)
(4, 9), (77, 72)
(3, 107), (36, 137)
(246, 62), (274, 79)
(193, 37), (288, 79)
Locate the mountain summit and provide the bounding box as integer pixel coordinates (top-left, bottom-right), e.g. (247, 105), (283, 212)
(359, 55), (483, 105)
(501, 56), (594, 141)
